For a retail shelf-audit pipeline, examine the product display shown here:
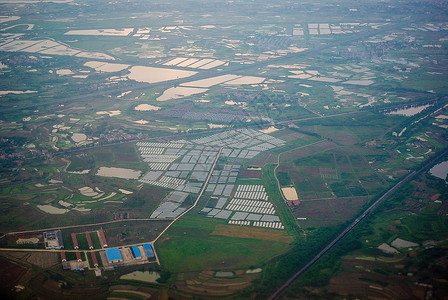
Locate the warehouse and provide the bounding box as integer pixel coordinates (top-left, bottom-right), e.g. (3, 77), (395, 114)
(106, 248), (123, 263)
(143, 244), (155, 258)
(131, 246), (142, 259)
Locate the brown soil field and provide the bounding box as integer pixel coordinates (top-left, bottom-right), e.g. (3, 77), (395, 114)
(30, 272), (109, 299)
(328, 196), (370, 220)
(0, 256), (28, 289)
(270, 128), (312, 142)
(293, 200), (337, 219)
(302, 125), (359, 145)
(25, 252), (59, 268)
(328, 260), (427, 299)
(303, 167), (320, 177)
(174, 270), (259, 297)
(211, 224), (293, 243)
(297, 219), (340, 227)
(249, 152), (278, 167)
(290, 170), (307, 182)
(281, 140), (338, 163)
(104, 220), (171, 247)
(240, 170), (262, 178)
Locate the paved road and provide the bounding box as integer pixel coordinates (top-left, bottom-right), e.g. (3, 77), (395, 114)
(268, 148), (448, 300)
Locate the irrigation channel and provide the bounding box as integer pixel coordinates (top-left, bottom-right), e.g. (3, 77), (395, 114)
(268, 148), (448, 300)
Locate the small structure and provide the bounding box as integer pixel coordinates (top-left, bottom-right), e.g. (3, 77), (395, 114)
(60, 251), (67, 262)
(94, 268), (101, 277)
(105, 248), (122, 263)
(76, 252), (82, 262)
(71, 233), (79, 250)
(85, 232), (93, 250)
(131, 246), (142, 259)
(143, 243), (154, 258)
(98, 229), (108, 248)
(43, 229), (64, 250)
(90, 252), (98, 267)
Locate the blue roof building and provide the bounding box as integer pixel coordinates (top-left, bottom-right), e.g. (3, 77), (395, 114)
(143, 243), (154, 258)
(105, 248), (123, 263)
(131, 246), (141, 259)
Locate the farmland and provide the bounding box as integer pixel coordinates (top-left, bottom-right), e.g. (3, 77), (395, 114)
(0, 0), (448, 299)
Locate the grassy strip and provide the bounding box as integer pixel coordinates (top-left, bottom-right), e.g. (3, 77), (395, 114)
(262, 164), (301, 239)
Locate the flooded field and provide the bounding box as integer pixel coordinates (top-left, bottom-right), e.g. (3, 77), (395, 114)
(246, 268), (262, 274)
(120, 271), (160, 283)
(96, 110), (121, 117)
(37, 204), (69, 214)
(96, 167), (142, 179)
(0, 90), (36, 96)
(430, 161), (448, 182)
(223, 76), (265, 85)
(127, 66), (197, 84)
(157, 86), (207, 101)
(71, 133), (87, 143)
(182, 74), (240, 88)
(84, 61), (129, 73)
(387, 104), (431, 116)
(215, 271), (234, 278)
(134, 104), (161, 111)
(65, 28), (133, 36)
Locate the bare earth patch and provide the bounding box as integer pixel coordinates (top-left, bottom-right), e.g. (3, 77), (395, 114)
(211, 224), (293, 243)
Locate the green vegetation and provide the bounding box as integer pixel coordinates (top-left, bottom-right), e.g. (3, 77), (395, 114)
(157, 216), (292, 272)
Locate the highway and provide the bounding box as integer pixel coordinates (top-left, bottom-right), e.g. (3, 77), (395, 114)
(268, 148), (448, 300)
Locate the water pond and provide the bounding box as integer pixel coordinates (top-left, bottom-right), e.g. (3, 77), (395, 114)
(120, 271), (160, 283)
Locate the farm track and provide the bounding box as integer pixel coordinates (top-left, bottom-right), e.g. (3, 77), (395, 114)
(151, 147), (222, 264)
(268, 147), (448, 300)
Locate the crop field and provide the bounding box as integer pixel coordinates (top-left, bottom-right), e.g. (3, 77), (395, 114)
(211, 224), (293, 243)
(0, 256), (28, 290)
(1, 0), (448, 298)
(156, 216), (292, 272)
(174, 270), (261, 297)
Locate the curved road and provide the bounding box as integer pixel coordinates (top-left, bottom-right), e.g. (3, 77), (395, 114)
(268, 148), (448, 300)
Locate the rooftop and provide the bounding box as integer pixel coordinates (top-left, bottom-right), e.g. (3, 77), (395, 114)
(106, 248), (122, 262)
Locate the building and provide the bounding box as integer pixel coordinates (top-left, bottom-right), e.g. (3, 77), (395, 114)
(85, 232), (93, 250)
(43, 229), (64, 250)
(90, 252), (98, 267)
(71, 233), (79, 250)
(98, 229), (108, 248)
(60, 251), (66, 262)
(131, 246), (141, 259)
(143, 243), (154, 258)
(76, 252), (82, 262)
(94, 268), (101, 277)
(105, 248), (122, 263)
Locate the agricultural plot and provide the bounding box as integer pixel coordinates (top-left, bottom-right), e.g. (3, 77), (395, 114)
(162, 57), (227, 69)
(137, 129), (286, 226)
(201, 184), (284, 230)
(0, 38), (114, 60)
(150, 191), (190, 219)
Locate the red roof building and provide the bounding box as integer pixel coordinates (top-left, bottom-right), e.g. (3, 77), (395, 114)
(71, 233), (79, 249)
(98, 229), (108, 248)
(60, 251), (66, 262)
(90, 252), (98, 267)
(85, 232), (93, 249)
(76, 251), (82, 262)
